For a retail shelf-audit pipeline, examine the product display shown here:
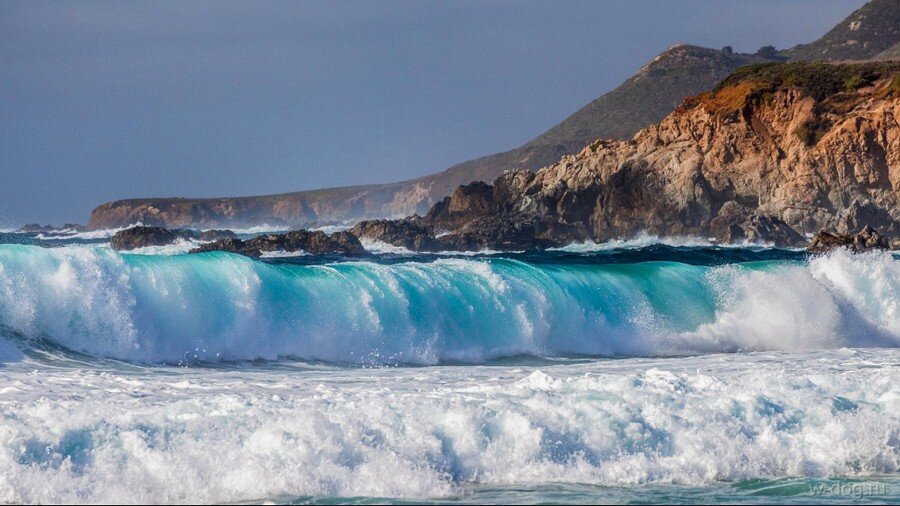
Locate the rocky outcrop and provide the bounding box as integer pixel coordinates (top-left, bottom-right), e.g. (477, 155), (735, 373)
(493, 62), (900, 246)
(110, 226), (196, 250)
(190, 230), (367, 257)
(708, 201), (806, 246)
(807, 225), (890, 253)
(435, 215), (565, 251)
(350, 219), (440, 251)
(356, 62), (900, 251)
(829, 199), (900, 237)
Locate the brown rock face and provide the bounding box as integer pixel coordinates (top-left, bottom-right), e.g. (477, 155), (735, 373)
(358, 62), (900, 251)
(482, 63), (900, 245)
(807, 225), (889, 253)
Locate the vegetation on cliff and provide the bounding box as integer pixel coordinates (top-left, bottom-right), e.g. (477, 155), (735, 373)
(685, 61), (900, 146)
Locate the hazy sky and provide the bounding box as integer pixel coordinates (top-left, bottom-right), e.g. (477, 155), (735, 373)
(0, 0), (866, 226)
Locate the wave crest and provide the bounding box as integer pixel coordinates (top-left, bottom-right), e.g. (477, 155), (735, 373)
(0, 245), (897, 364)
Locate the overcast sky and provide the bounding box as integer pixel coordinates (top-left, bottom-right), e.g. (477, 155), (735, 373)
(0, 0), (866, 226)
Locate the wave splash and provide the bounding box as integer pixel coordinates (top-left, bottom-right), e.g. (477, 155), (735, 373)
(0, 245), (897, 364)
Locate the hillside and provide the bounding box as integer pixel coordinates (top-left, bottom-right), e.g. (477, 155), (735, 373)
(87, 1), (900, 230)
(783, 0), (900, 61)
(87, 46), (775, 229)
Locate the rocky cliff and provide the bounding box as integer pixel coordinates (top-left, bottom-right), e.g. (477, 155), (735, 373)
(354, 62), (900, 249)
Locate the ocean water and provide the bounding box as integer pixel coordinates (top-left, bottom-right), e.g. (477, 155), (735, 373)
(0, 235), (897, 503)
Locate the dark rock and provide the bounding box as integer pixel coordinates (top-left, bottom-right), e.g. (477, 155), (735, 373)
(742, 215), (806, 247)
(435, 215), (560, 251)
(350, 219), (439, 251)
(448, 181), (496, 216)
(191, 238), (252, 255)
(110, 226), (196, 250)
(199, 229), (237, 241)
(710, 202), (805, 247)
(807, 225), (889, 253)
(425, 182), (499, 229)
(292, 230), (367, 256)
(61, 223), (87, 232)
(190, 230), (368, 257)
(18, 224), (53, 233)
(424, 197), (451, 222)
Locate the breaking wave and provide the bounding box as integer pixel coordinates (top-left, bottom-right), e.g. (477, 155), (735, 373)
(0, 244), (897, 364)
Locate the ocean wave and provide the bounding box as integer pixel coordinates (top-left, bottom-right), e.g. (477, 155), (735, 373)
(0, 350), (896, 502)
(0, 245), (897, 364)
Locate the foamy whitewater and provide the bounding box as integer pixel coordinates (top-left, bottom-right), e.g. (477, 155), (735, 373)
(0, 237), (897, 503)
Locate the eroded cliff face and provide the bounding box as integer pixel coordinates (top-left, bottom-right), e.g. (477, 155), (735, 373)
(467, 68), (900, 244)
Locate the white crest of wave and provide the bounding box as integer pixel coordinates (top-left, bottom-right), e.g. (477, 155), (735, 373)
(682, 249), (900, 351)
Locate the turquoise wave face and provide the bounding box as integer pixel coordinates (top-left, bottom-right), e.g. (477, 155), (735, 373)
(0, 244), (898, 364)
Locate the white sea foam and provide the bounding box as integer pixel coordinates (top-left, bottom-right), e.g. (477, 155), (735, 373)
(116, 239), (207, 256)
(259, 250), (311, 258)
(549, 232), (789, 252)
(224, 224), (293, 235)
(358, 237), (415, 255)
(31, 223), (318, 242)
(310, 224), (352, 234)
(33, 224), (142, 241)
(0, 350), (895, 503)
(359, 237), (520, 256)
